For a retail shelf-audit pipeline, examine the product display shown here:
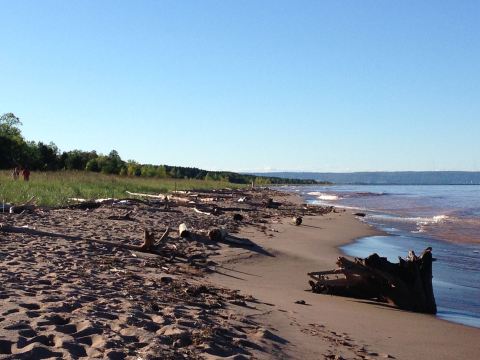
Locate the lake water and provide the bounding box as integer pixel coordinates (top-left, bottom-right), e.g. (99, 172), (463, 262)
(281, 185), (480, 328)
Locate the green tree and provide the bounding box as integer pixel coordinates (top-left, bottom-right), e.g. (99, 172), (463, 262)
(126, 160), (142, 176)
(36, 142), (60, 170)
(155, 165), (167, 178)
(62, 150), (96, 170)
(85, 158), (100, 172)
(0, 113), (22, 138)
(0, 113), (27, 168)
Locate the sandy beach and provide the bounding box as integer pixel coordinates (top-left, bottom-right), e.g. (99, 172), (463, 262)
(209, 194), (480, 359)
(1, 188), (479, 359)
(0, 188), (327, 359)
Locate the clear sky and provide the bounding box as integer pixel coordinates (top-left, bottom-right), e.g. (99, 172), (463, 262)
(1, 0), (479, 172)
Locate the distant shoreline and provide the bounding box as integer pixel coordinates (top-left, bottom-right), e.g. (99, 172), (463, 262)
(253, 171), (480, 185)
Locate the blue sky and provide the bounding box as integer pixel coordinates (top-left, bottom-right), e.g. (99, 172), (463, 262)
(1, 1), (479, 172)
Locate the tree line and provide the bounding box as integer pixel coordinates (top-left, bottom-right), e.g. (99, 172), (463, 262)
(0, 113), (319, 185)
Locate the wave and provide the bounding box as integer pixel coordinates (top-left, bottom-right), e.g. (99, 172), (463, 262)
(343, 191), (389, 198)
(309, 200), (364, 211)
(307, 192), (340, 201)
(369, 214), (449, 226)
(307, 190), (389, 201)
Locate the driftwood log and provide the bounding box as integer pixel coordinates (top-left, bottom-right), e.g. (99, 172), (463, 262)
(125, 191), (166, 200)
(154, 227), (171, 247)
(308, 248), (437, 314)
(233, 213), (243, 221)
(106, 210), (134, 221)
(178, 223), (190, 238)
(292, 216), (302, 226)
(193, 207), (212, 216)
(264, 198), (281, 209)
(0, 224), (176, 258)
(141, 229), (155, 250)
(208, 228), (228, 242)
(9, 196), (36, 214)
(208, 228), (253, 247)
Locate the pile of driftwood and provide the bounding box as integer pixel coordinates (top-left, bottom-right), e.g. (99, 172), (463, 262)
(308, 248), (437, 314)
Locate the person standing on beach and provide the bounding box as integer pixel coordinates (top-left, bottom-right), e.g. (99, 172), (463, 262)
(12, 167), (19, 180)
(22, 167), (30, 181)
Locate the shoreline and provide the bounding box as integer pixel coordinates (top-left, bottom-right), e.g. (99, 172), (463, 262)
(292, 184), (480, 246)
(1, 186), (478, 359)
(209, 192), (480, 359)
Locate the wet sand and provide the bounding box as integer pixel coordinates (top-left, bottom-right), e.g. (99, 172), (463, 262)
(209, 207), (480, 359)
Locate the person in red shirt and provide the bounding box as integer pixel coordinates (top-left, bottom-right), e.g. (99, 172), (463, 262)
(22, 167), (30, 181)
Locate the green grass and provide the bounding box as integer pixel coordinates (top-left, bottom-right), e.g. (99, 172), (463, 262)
(0, 170), (245, 207)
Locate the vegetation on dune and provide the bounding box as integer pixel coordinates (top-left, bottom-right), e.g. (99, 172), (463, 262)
(0, 112), (318, 186)
(0, 170), (243, 207)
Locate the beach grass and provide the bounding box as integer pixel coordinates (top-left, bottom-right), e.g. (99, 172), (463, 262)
(0, 170), (245, 207)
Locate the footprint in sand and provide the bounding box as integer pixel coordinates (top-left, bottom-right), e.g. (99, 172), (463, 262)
(12, 343), (63, 358)
(4, 322), (31, 331)
(25, 310), (41, 318)
(72, 320), (104, 338)
(60, 341), (88, 358)
(0, 339), (14, 355)
(18, 328), (37, 338)
(43, 314), (70, 326)
(2, 308), (20, 316)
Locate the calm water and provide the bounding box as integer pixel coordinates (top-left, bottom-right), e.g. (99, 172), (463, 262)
(281, 185), (480, 328)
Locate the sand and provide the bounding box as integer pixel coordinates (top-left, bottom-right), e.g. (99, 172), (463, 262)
(209, 205), (480, 359)
(1, 189), (479, 359)
(0, 188), (333, 359)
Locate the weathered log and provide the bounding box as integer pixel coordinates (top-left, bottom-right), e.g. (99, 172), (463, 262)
(125, 191), (166, 199)
(292, 216), (302, 226)
(169, 196), (192, 204)
(308, 248), (437, 314)
(154, 227), (171, 247)
(233, 213), (243, 221)
(141, 229), (155, 250)
(197, 197), (216, 203)
(67, 201), (102, 210)
(266, 198), (282, 209)
(0, 224), (145, 253)
(208, 228), (228, 242)
(9, 196), (36, 214)
(208, 228), (253, 247)
(178, 223), (190, 238)
(418, 248), (436, 314)
(1, 203), (11, 213)
(0, 224), (179, 258)
(164, 196), (170, 210)
(9, 205), (35, 214)
(106, 210), (134, 221)
(193, 207), (212, 216)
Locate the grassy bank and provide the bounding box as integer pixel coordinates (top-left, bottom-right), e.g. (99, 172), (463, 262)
(0, 170), (244, 207)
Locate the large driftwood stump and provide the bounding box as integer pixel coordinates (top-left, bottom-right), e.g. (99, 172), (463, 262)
(308, 247), (437, 314)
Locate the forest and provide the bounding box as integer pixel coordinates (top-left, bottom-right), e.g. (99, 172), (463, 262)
(0, 113), (317, 185)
